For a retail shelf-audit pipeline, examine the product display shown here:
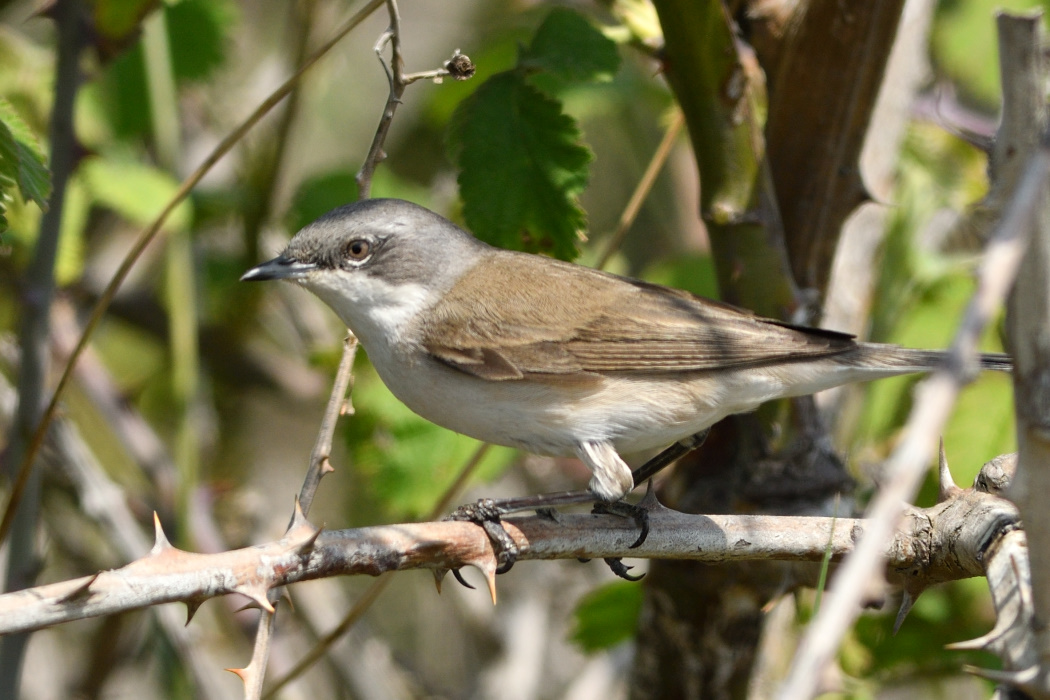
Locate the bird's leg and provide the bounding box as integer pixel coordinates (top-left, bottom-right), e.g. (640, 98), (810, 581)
(445, 430), (710, 582)
(594, 428), (710, 578)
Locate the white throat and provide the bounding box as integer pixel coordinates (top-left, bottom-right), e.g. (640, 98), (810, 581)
(301, 271), (434, 354)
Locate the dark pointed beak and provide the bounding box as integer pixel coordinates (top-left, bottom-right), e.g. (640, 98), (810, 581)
(240, 255), (317, 282)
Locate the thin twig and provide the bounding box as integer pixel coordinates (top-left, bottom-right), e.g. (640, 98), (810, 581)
(261, 575), (392, 699)
(231, 606), (277, 700)
(595, 108), (685, 270)
(297, 335), (358, 516)
(777, 128), (1050, 700)
(264, 442), (493, 696)
(242, 0), (318, 266)
(0, 0), (386, 549)
(355, 1), (406, 199)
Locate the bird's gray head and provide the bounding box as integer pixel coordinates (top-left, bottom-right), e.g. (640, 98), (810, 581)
(241, 199), (487, 343)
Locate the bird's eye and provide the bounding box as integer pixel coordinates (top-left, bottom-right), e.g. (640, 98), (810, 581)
(345, 238), (372, 261)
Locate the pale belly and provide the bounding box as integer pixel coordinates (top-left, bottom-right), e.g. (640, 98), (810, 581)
(370, 352), (757, 457)
(368, 346), (900, 462)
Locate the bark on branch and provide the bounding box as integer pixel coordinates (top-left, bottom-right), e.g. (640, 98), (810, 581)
(0, 481), (1018, 638)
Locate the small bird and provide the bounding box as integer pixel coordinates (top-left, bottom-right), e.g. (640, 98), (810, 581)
(242, 198), (1010, 504)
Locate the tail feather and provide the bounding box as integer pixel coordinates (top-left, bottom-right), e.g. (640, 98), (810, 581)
(851, 344), (1012, 373)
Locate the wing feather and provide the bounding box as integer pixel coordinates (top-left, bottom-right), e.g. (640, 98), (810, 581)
(420, 251), (855, 381)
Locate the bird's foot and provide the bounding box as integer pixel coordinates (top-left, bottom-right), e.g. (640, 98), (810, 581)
(592, 481), (665, 581)
(444, 499), (520, 576)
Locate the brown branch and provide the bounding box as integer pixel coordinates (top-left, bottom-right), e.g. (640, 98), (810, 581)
(763, 1), (905, 297)
(999, 11), (1050, 696)
(260, 1), (478, 689)
(779, 70), (1050, 700)
(296, 335), (358, 516)
(354, 1), (473, 198)
(0, 486), (1017, 638)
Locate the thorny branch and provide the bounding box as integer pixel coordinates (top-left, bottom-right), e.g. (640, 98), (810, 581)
(778, 26), (1050, 700)
(0, 477), (1019, 637)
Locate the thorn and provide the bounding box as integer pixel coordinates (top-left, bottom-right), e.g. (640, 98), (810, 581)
(432, 568), (447, 594)
(465, 557), (498, 604)
(226, 667), (249, 682)
(281, 589), (295, 613)
(946, 616), (1011, 651)
(59, 572), (100, 604)
(639, 479), (661, 509)
(185, 597), (204, 625)
(285, 497), (322, 555)
(234, 586), (275, 613)
(150, 512), (173, 555)
(963, 663), (1040, 689)
(295, 526), (323, 556)
(946, 635), (994, 652)
(938, 439), (961, 502)
(486, 567), (498, 605)
(893, 590), (917, 635)
(289, 496), (309, 530)
(321, 456), (336, 474)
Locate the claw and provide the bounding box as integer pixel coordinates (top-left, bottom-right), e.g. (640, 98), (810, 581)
(452, 569), (475, 590)
(592, 500), (651, 549)
(604, 557), (645, 581)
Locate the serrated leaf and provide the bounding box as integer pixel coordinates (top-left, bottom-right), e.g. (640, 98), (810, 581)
(80, 157), (192, 231)
(0, 99), (52, 213)
(570, 581), (643, 652)
(521, 8), (621, 83)
(447, 72), (590, 260)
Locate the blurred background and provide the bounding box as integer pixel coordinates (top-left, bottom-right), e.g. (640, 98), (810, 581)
(0, 0), (1034, 697)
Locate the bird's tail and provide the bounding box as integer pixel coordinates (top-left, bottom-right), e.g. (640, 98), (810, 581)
(848, 343), (1012, 373)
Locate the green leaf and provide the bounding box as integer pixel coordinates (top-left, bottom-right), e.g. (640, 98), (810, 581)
(92, 0), (160, 46)
(80, 156), (192, 231)
(931, 0), (1048, 108)
(521, 8), (621, 83)
(55, 176), (89, 285)
(167, 0), (237, 83)
(343, 365), (514, 520)
(570, 581), (643, 652)
(94, 0), (235, 139)
(0, 98), (52, 224)
(447, 72), (591, 260)
(286, 170), (358, 233)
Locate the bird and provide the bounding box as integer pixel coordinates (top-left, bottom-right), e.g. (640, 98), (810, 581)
(242, 198), (1011, 505)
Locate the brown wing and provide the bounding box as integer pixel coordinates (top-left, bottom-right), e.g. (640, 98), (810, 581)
(420, 251), (856, 381)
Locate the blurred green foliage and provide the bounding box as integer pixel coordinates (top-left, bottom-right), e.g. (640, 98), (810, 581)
(931, 0), (1050, 107)
(342, 359), (516, 521)
(0, 0), (1028, 696)
(0, 97), (50, 233)
(570, 580), (645, 652)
